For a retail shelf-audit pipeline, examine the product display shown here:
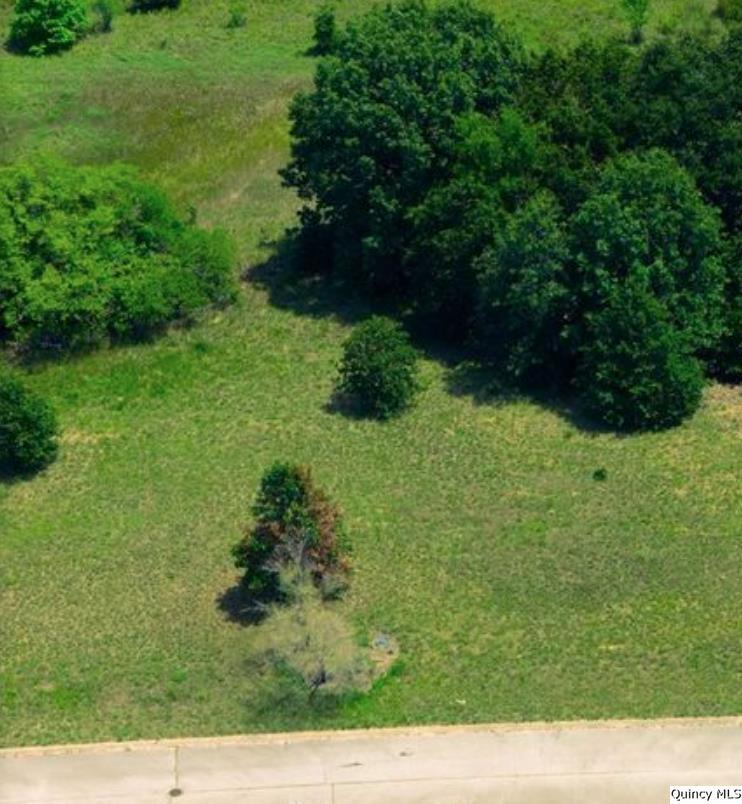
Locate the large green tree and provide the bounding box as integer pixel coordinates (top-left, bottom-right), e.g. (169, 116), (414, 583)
(283, 0), (524, 291)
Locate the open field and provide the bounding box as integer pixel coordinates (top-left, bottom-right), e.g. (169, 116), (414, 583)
(0, 0), (740, 748)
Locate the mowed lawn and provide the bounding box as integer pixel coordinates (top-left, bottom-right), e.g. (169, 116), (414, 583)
(1, 0), (740, 748)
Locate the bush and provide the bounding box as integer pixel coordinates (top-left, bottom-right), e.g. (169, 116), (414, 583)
(283, 0), (524, 292)
(578, 282), (705, 431)
(311, 4), (338, 55)
(226, 2), (247, 30)
(251, 571), (373, 700)
(0, 370), (58, 475)
(8, 0), (88, 55)
(336, 317), (420, 419)
(571, 149), (726, 353)
(0, 160), (235, 353)
(232, 464), (349, 599)
(128, 0), (180, 12)
(91, 0), (114, 33)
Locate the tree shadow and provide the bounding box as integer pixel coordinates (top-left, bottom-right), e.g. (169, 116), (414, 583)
(443, 358), (624, 436)
(246, 234), (392, 328)
(216, 582), (272, 627)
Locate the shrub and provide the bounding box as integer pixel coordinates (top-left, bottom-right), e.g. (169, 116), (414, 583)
(336, 317), (420, 419)
(578, 282), (705, 431)
(8, 0), (88, 55)
(622, 0), (651, 43)
(251, 571), (373, 700)
(283, 0), (524, 292)
(232, 463), (349, 599)
(91, 0), (114, 33)
(0, 369), (58, 475)
(226, 1), (247, 29)
(311, 4), (338, 55)
(128, 0), (180, 12)
(571, 149), (726, 354)
(0, 160), (235, 353)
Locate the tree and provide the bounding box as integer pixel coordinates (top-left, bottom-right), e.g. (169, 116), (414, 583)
(8, 0), (88, 56)
(0, 160), (235, 353)
(578, 282), (705, 430)
(475, 192), (571, 385)
(283, 0), (524, 292)
(336, 317), (420, 419)
(517, 39), (637, 212)
(311, 4), (338, 55)
(571, 149), (726, 355)
(406, 109), (551, 334)
(232, 464), (349, 599)
(0, 369), (58, 475)
(251, 571), (373, 700)
(622, 0), (651, 43)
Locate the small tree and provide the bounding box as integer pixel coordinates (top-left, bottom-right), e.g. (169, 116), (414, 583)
(578, 282), (705, 431)
(622, 0), (651, 43)
(233, 463), (349, 599)
(8, 0), (88, 56)
(336, 317), (420, 419)
(311, 4), (338, 55)
(91, 0), (114, 33)
(252, 571), (372, 700)
(0, 370), (58, 475)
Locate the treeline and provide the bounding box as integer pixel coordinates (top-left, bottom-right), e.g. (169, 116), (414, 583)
(285, 1), (741, 430)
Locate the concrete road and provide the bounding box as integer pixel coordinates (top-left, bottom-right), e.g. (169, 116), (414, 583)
(1, 718), (741, 803)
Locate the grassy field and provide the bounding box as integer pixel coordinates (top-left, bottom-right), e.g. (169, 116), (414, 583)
(1, 0), (740, 748)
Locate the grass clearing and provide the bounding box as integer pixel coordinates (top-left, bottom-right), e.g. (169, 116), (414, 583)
(0, 0), (740, 747)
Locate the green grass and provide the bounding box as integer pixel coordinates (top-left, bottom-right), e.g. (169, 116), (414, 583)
(0, 0), (740, 748)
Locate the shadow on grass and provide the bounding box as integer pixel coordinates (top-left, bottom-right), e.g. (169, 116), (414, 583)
(216, 583), (272, 627)
(246, 235), (392, 327)
(444, 358), (624, 436)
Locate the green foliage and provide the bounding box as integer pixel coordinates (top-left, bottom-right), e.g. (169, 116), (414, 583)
(0, 160), (235, 353)
(407, 110), (551, 333)
(283, 0), (524, 291)
(128, 0), (180, 12)
(336, 317), (420, 419)
(311, 3), (338, 55)
(475, 192), (571, 385)
(226, 1), (247, 29)
(572, 149), (726, 354)
(91, 0), (114, 33)
(251, 572), (373, 700)
(518, 39), (637, 211)
(621, 0), (651, 42)
(717, 0), (742, 24)
(8, 0), (88, 55)
(578, 282), (705, 431)
(0, 369), (58, 475)
(629, 31), (742, 238)
(232, 463), (349, 599)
